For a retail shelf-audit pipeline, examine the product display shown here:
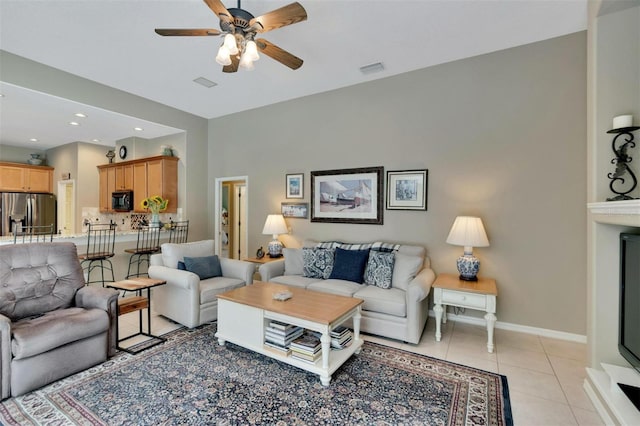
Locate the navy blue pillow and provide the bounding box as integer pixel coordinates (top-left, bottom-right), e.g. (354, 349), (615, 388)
(177, 261), (186, 270)
(183, 255), (222, 279)
(328, 248), (370, 283)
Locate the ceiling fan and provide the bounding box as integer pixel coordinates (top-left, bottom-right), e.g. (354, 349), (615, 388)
(155, 0), (307, 73)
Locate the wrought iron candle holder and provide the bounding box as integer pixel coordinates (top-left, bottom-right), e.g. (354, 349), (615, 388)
(606, 126), (640, 201)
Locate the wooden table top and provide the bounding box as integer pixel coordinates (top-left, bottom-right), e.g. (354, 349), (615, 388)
(218, 281), (363, 325)
(107, 277), (167, 291)
(433, 273), (497, 296)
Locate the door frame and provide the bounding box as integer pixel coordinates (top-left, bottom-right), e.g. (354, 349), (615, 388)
(214, 176), (249, 258)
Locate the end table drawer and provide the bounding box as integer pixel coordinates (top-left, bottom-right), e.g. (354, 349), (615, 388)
(441, 290), (486, 310)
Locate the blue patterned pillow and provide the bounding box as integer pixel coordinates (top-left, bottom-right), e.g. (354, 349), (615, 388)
(302, 248), (335, 279)
(364, 250), (395, 288)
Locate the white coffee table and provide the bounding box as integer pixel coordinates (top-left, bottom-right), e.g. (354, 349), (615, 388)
(215, 281), (363, 386)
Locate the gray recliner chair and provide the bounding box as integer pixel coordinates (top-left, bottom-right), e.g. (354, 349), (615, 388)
(0, 242), (119, 399)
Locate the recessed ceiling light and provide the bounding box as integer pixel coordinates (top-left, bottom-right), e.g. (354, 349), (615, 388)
(359, 62), (385, 75)
(92, 139), (100, 142)
(29, 138), (38, 142)
(0, 93), (4, 97)
(74, 113), (87, 118)
(69, 121), (80, 126)
(134, 127), (143, 131)
(193, 77), (217, 88)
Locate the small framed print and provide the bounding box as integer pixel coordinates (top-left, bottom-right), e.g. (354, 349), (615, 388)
(281, 202), (309, 219)
(386, 170), (428, 211)
(286, 173), (304, 199)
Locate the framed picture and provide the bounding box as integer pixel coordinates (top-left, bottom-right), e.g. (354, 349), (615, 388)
(311, 166), (383, 225)
(386, 169), (428, 211)
(286, 173), (304, 199)
(281, 202), (309, 219)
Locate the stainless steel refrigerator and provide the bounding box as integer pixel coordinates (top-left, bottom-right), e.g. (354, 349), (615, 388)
(0, 192), (56, 236)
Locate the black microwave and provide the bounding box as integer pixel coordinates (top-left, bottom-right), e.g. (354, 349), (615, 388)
(112, 190), (133, 212)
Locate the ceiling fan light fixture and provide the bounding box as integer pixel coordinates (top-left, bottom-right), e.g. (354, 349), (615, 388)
(223, 33), (239, 55)
(239, 53), (255, 70)
(215, 45), (232, 66)
(244, 40), (260, 62)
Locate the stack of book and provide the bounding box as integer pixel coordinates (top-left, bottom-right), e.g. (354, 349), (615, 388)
(290, 333), (322, 364)
(330, 326), (353, 349)
(264, 320), (304, 355)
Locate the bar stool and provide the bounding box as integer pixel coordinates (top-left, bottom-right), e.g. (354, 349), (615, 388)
(124, 225), (161, 279)
(78, 222), (116, 287)
(13, 224), (54, 243)
(168, 220), (189, 244)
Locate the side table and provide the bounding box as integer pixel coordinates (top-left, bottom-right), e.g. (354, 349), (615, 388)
(243, 256), (282, 279)
(107, 277), (167, 354)
(433, 273), (498, 353)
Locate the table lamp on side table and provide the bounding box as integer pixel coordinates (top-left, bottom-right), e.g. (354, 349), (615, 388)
(446, 216), (490, 281)
(262, 214), (288, 258)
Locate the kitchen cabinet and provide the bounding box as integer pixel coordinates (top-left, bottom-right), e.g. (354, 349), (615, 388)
(0, 162), (54, 193)
(97, 156), (178, 213)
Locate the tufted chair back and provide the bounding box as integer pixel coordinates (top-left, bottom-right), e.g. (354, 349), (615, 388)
(0, 243), (85, 321)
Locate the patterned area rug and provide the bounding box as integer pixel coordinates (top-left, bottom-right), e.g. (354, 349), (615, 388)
(1, 323), (512, 425)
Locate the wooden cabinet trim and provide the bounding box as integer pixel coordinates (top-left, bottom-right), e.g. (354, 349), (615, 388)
(97, 155), (178, 170)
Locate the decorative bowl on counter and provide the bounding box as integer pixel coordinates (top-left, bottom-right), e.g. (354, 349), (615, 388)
(28, 154), (43, 165)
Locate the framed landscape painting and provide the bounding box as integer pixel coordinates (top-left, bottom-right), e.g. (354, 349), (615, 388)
(286, 173), (304, 199)
(386, 169), (428, 210)
(310, 166), (383, 224)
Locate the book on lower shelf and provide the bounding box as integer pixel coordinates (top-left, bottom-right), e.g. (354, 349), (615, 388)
(330, 325), (353, 349)
(264, 341), (292, 356)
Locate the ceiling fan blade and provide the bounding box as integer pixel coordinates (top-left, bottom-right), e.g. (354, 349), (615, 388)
(256, 38), (303, 70)
(203, 0), (232, 20)
(223, 53), (240, 73)
(155, 28), (221, 36)
(250, 2), (307, 33)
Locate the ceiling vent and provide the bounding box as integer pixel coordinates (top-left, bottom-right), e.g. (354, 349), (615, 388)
(193, 77), (217, 88)
(359, 62), (385, 75)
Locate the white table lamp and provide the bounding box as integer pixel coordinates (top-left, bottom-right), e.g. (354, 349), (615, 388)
(446, 216), (490, 281)
(262, 214), (288, 258)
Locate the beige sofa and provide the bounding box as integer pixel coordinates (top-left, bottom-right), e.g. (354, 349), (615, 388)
(0, 242), (118, 399)
(148, 240), (254, 328)
(259, 241), (435, 344)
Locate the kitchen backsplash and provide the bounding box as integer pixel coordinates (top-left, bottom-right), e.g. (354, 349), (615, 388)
(81, 207), (180, 232)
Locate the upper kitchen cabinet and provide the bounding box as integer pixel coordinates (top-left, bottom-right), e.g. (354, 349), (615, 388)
(0, 162), (54, 193)
(97, 156), (178, 213)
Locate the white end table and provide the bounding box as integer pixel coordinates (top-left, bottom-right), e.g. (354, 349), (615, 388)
(433, 273), (498, 353)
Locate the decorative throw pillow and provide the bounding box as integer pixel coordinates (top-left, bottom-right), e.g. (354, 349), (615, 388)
(302, 248), (335, 279)
(283, 248), (304, 276)
(183, 255), (222, 280)
(364, 250), (395, 288)
(328, 247), (370, 283)
(177, 261), (186, 270)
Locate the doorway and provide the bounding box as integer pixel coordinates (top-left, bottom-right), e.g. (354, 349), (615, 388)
(215, 176), (248, 259)
(57, 180), (75, 235)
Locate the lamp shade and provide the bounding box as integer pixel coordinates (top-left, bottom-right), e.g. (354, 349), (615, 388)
(446, 216), (489, 248)
(262, 214), (288, 237)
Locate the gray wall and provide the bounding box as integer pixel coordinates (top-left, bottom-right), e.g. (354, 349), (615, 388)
(0, 50), (210, 239)
(0, 145), (47, 164)
(209, 32), (588, 334)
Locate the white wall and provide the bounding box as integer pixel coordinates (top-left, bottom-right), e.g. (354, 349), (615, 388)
(209, 32), (588, 334)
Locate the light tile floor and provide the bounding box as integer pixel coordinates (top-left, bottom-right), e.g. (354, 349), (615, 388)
(119, 311), (604, 426)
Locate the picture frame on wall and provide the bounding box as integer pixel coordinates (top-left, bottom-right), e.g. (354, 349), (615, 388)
(281, 202), (309, 219)
(311, 166), (384, 225)
(286, 173), (304, 199)
(386, 169), (428, 211)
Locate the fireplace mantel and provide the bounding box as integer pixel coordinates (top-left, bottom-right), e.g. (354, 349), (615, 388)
(588, 200), (640, 227)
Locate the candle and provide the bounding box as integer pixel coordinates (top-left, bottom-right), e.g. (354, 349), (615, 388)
(613, 115), (633, 129)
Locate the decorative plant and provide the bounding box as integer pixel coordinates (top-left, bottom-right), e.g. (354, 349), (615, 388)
(141, 195), (169, 214)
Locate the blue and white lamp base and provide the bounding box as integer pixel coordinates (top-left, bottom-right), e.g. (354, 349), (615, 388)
(267, 239), (283, 258)
(456, 254), (480, 281)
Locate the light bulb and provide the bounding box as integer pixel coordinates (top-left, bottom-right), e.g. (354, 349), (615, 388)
(239, 53), (255, 70)
(244, 40), (260, 62)
(215, 45), (231, 66)
(223, 33), (239, 55)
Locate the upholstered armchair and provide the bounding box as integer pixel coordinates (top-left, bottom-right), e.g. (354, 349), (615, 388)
(0, 242), (118, 399)
(148, 240), (254, 328)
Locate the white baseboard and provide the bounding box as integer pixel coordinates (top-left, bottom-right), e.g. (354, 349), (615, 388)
(428, 310), (587, 344)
